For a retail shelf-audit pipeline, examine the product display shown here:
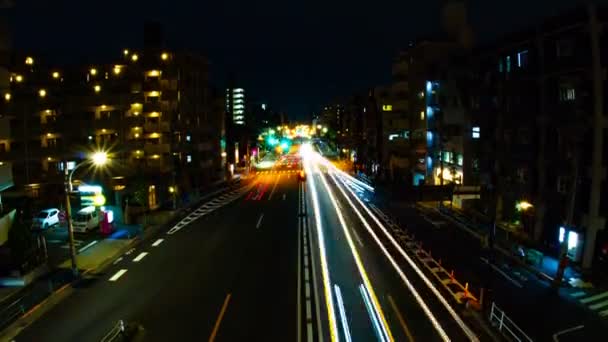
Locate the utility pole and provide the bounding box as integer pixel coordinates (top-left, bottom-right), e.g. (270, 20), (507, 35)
(64, 163), (78, 277)
(583, 4), (605, 270)
(554, 153), (579, 287)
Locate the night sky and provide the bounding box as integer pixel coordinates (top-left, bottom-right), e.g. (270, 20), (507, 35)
(8, 0), (608, 119)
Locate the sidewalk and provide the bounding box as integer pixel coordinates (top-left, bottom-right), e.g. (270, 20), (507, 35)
(420, 201), (608, 322)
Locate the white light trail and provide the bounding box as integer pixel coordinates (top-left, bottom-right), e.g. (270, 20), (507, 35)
(332, 170), (479, 341)
(334, 284), (352, 342)
(312, 161), (394, 342)
(360, 284), (388, 342)
(303, 153), (339, 342)
(328, 171), (451, 341)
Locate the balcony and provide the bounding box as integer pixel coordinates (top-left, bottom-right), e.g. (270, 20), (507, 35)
(144, 143), (170, 155)
(144, 122), (170, 133)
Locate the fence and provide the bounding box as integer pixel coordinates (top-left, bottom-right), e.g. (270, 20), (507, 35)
(489, 302), (533, 342)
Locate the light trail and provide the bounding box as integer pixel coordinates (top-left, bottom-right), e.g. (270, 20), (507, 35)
(301, 145), (339, 342)
(331, 168), (480, 341)
(327, 170), (451, 341)
(334, 284), (353, 342)
(312, 161), (394, 342)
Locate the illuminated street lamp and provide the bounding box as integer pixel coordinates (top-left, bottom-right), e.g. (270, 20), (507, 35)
(25, 56), (34, 65)
(94, 84), (101, 93)
(64, 151), (109, 276)
(38, 89), (47, 98)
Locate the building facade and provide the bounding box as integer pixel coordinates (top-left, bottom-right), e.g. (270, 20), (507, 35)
(0, 48), (223, 208)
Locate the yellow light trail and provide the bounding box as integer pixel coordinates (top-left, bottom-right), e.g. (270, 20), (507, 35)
(331, 167), (480, 342)
(312, 160), (394, 342)
(302, 152), (339, 342)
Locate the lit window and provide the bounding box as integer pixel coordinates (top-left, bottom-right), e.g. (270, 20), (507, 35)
(506, 56), (511, 73)
(472, 126), (480, 139)
(147, 70), (160, 77)
(517, 50), (529, 68)
(420, 111), (425, 120)
(382, 104), (393, 111)
(498, 59), (503, 73)
(559, 86), (576, 102)
(186, 135), (191, 142)
(388, 134), (399, 141)
(186, 155), (192, 163)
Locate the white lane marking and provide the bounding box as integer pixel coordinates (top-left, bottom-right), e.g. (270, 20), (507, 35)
(351, 227), (364, 247)
(359, 284), (388, 342)
(580, 291), (608, 304)
(256, 214), (264, 229)
(571, 291), (587, 298)
(268, 175), (280, 200)
(334, 284), (352, 342)
(125, 248), (135, 255)
(78, 240), (98, 253)
(480, 257), (523, 288)
(112, 257), (123, 265)
(133, 252), (148, 262)
(152, 239), (164, 247)
(109, 269), (128, 281)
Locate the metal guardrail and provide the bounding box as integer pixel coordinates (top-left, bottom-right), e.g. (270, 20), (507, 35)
(100, 320), (125, 342)
(489, 302), (533, 342)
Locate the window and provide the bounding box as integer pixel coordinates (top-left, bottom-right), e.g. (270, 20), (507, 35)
(442, 151), (453, 163)
(186, 135), (191, 142)
(457, 154), (463, 166)
(517, 50), (529, 68)
(186, 155), (192, 163)
(498, 59), (504, 73)
(388, 134), (399, 141)
(472, 126), (480, 139)
(559, 85), (576, 102)
(382, 104), (393, 111)
(420, 111), (425, 120)
(506, 56), (512, 73)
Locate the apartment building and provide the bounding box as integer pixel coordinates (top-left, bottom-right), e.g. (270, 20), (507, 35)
(0, 49), (223, 207)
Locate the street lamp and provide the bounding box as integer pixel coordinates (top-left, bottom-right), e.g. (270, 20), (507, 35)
(64, 151), (109, 277)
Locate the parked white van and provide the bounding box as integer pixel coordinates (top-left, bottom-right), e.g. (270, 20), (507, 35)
(72, 206), (100, 233)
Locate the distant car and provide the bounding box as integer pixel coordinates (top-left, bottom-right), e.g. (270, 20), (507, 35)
(31, 208), (60, 230)
(72, 206), (100, 233)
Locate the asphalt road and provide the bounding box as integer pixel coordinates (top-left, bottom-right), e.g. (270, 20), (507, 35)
(302, 149), (479, 342)
(14, 151), (494, 342)
(15, 172), (300, 342)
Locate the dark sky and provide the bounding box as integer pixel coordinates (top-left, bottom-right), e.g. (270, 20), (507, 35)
(8, 0), (607, 119)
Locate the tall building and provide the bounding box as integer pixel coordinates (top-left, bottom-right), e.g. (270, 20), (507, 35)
(226, 87), (245, 125)
(0, 48), (223, 206)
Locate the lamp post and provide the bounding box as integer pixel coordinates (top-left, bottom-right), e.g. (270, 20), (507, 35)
(64, 151), (109, 277)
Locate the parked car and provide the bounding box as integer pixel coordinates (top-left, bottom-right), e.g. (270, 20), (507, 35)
(31, 208), (60, 230)
(72, 206), (100, 233)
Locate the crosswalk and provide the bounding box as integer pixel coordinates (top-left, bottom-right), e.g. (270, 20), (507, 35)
(570, 290), (608, 318)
